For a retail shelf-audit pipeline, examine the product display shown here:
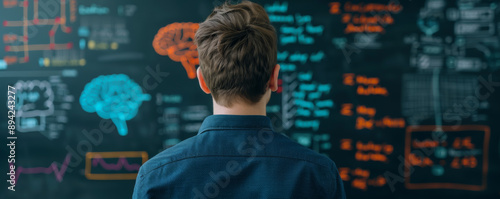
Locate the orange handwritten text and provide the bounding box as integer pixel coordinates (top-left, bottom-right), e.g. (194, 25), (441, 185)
(408, 153), (433, 167)
(356, 75), (379, 85)
(341, 104), (376, 117)
(341, 103), (354, 116)
(343, 73), (355, 86)
(356, 141), (393, 154)
(354, 141), (393, 162)
(356, 105), (376, 117)
(343, 2), (403, 13)
(339, 167), (387, 190)
(453, 137), (475, 149)
(357, 85), (388, 96)
(412, 139), (439, 148)
(356, 116), (405, 130)
(329, 2), (402, 34)
(340, 139), (353, 150)
(451, 156), (477, 169)
(374, 116), (405, 128)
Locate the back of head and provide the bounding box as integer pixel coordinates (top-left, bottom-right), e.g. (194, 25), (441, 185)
(195, 1), (277, 107)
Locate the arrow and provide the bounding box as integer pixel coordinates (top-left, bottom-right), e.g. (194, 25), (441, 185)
(282, 73), (298, 130)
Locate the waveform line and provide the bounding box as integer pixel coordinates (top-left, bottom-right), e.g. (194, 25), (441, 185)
(14, 154), (71, 183)
(91, 156), (141, 171)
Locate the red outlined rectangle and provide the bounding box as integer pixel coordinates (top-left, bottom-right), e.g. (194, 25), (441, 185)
(405, 125), (490, 191)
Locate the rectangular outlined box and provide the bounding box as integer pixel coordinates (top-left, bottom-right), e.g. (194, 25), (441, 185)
(85, 151), (148, 180)
(405, 125), (490, 191)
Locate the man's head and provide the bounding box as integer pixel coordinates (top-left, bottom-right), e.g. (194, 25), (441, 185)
(195, 1), (279, 107)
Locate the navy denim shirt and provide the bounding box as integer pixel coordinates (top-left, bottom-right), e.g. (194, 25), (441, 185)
(133, 115), (345, 199)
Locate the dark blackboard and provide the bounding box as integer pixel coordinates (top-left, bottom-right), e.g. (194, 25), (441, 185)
(1, 0), (499, 198)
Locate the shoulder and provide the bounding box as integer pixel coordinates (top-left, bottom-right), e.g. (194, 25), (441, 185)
(133, 137), (203, 198)
(272, 133), (338, 170)
(137, 135), (200, 178)
(270, 134), (344, 197)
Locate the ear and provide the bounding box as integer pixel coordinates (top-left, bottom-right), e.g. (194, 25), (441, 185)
(269, 64), (280, 92)
(197, 67), (211, 94)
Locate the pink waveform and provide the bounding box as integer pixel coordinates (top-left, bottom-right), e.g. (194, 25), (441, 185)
(91, 156), (141, 171)
(13, 154), (72, 183)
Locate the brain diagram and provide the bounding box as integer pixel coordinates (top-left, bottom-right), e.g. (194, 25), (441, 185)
(152, 22), (199, 79)
(80, 74), (151, 136)
(14, 80), (54, 133)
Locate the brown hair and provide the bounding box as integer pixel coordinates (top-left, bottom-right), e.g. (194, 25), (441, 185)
(195, 1), (277, 107)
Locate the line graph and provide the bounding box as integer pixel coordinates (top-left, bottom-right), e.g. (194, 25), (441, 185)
(91, 156), (141, 171)
(85, 151), (148, 180)
(13, 153), (71, 184)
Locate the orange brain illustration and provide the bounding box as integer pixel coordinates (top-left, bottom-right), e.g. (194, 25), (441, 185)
(153, 22), (199, 79)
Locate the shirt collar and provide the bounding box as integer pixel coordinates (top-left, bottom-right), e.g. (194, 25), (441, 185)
(198, 115), (274, 135)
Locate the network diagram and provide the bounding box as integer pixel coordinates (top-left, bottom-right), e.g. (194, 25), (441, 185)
(1, 0), (77, 68)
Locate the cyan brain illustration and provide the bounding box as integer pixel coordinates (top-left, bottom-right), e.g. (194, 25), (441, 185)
(80, 74), (151, 136)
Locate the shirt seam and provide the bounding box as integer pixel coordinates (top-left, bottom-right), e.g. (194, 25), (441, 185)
(198, 127), (273, 135)
(139, 154), (333, 179)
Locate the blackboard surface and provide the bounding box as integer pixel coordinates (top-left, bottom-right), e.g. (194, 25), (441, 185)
(1, 0), (499, 198)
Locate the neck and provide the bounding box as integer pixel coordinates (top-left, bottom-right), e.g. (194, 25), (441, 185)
(212, 98), (267, 116)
